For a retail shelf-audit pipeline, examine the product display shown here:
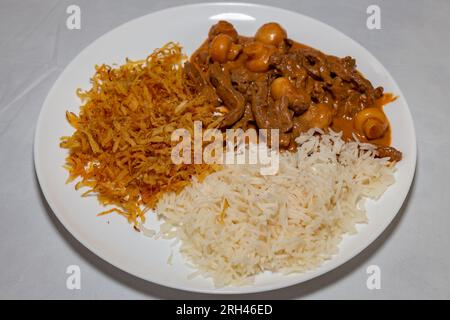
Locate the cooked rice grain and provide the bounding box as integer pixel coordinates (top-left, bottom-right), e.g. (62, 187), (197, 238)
(155, 129), (396, 286)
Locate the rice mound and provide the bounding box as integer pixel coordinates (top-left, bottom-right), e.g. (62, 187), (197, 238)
(154, 129), (396, 286)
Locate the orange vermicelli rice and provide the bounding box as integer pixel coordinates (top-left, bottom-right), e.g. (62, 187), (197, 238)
(60, 43), (221, 226)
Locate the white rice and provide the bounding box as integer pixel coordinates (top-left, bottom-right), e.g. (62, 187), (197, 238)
(153, 129), (396, 287)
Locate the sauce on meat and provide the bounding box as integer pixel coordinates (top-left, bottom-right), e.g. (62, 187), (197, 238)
(332, 93), (397, 146)
(188, 21), (402, 160)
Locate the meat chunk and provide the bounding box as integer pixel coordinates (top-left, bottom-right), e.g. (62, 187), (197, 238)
(269, 96), (293, 133)
(191, 21), (397, 156)
(232, 103), (255, 129)
(270, 50), (308, 84)
(230, 68), (259, 95)
(184, 61), (219, 104)
(327, 55), (380, 110)
(184, 61), (207, 86)
(269, 51), (311, 112)
(326, 56), (355, 82)
(376, 146), (403, 162)
(250, 75), (270, 130)
(272, 48), (382, 114)
(209, 63), (246, 127)
(250, 77), (292, 147)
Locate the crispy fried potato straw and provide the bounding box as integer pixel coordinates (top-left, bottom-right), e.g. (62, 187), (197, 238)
(60, 43), (221, 226)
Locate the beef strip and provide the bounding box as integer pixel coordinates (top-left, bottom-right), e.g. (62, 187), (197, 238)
(326, 55), (381, 110)
(269, 51), (311, 114)
(270, 96), (293, 133)
(376, 146), (403, 162)
(300, 48), (329, 81)
(250, 75), (271, 130)
(209, 63), (246, 127)
(290, 97), (310, 115)
(232, 103), (254, 129)
(194, 21), (397, 156)
(374, 86), (384, 99)
(184, 61), (219, 104)
(269, 51), (308, 84)
(184, 61), (207, 86)
(272, 47), (383, 117)
(230, 68), (259, 95)
(250, 76), (292, 147)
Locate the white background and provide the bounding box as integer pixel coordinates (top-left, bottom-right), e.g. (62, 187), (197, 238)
(0, 0), (449, 299)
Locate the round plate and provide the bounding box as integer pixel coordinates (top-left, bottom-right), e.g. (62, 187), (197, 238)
(34, 2), (416, 294)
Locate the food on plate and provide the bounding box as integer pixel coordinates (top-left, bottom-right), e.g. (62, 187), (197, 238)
(60, 43), (221, 224)
(60, 20), (403, 285)
(191, 21), (401, 160)
(156, 129), (395, 286)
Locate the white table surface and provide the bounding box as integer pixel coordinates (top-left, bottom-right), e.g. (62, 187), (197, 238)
(1, 0), (449, 299)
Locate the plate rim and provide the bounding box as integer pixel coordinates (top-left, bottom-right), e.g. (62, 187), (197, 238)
(34, 2), (417, 294)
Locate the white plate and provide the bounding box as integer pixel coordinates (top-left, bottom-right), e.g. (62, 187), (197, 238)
(34, 2), (416, 294)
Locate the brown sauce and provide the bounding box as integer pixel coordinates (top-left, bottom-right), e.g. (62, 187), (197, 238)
(188, 21), (401, 159)
(332, 93), (397, 146)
